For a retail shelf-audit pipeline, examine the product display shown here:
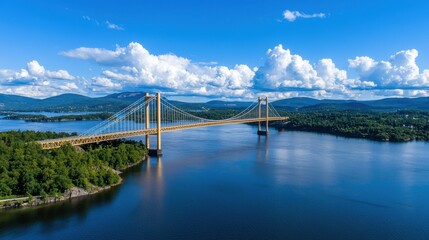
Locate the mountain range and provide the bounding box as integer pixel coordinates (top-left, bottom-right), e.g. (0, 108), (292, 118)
(1, 92), (429, 112)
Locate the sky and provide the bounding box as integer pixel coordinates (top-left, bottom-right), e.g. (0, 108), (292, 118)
(1, 0), (429, 101)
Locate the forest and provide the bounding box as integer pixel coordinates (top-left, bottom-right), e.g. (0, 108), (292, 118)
(189, 108), (429, 142)
(0, 131), (147, 199)
(276, 110), (429, 142)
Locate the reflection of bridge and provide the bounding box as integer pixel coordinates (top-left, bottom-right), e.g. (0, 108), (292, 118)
(38, 93), (287, 156)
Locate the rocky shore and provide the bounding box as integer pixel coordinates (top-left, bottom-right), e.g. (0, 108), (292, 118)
(0, 157), (146, 209)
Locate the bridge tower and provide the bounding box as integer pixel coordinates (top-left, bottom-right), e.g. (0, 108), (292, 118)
(148, 92), (163, 157)
(145, 93), (151, 149)
(257, 96), (269, 136)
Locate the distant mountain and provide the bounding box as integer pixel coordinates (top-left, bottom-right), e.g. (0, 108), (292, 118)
(0, 94), (42, 110)
(273, 97), (429, 111)
(300, 102), (373, 111)
(0, 92), (428, 112)
(0, 93), (127, 112)
(40, 94), (93, 107)
(272, 98), (357, 109)
(363, 97), (429, 111)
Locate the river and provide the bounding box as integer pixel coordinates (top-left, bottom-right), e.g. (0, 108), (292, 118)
(1, 120), (429, 239)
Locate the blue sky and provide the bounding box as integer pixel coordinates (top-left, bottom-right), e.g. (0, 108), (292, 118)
(1, 0), (429, 100)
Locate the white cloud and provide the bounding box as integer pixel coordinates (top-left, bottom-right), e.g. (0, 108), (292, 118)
(0, 69), (30, 80)
(92, 77), (122, 88)
(61, 46), (125, 64)
(27, 60), (46, 76)
(253, 44), (366, 98)
(63, 42), (255, 98)
(349, 49), (429, 88)
(3, 42), (429, 100)
(0, 84), (80, 98)
(373, 89), (429, 98)
(57, 82), (79, 90)
(46, 69), (75, 80)
(1, 60), (75, 82)
(0, 61), (78, 98)
(283, 10), (325, 22)
(60, 42), (429, 99)
(106, 21), (124, 31)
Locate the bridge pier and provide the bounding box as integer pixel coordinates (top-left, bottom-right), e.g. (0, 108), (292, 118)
(148, 92), (163, 157)
(148, 149), (163, 157)
(257, 96), (269, 136)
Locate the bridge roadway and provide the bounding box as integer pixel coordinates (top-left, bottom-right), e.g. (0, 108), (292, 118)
(38, 117), (287, 149)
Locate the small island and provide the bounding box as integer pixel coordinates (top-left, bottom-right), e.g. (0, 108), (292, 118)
(0, 131), (147, 208)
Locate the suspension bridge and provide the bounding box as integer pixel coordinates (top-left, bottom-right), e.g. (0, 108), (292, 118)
(38, 93), (287, 156)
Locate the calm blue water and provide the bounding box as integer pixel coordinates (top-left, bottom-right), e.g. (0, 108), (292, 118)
(1, 112), (100, 117)
(0, 119), (100, 133)
(1, 121), (429, 239)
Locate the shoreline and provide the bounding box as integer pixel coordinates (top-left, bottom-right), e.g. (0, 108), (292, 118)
(275, 127), (421, 143)
(0, 156), (148, 210)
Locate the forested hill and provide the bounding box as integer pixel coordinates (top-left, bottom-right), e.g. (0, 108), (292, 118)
(1, 92), (429, 112)
(272, 97), (429, 111)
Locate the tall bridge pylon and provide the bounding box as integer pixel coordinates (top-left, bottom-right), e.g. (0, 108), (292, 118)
(38, 93), (288, 156)
(257, 96), (269, 136)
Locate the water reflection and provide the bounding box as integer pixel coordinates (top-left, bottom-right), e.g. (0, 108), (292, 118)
(0, 156), (147, 239)
(256, 136), (269, 162)
(1, 123), (429, 239)
(141, 156), (165, 205)
(0, 184), (119, 238)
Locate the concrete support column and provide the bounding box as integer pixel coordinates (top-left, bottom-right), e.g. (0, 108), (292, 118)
(148, 92), (163, 157)
(145, 92), (150, 149)
(265, 96), (269, 135)
(156, 92), (162, 152)
(257, 96), (269, 136)
(258, 97), (262, 131)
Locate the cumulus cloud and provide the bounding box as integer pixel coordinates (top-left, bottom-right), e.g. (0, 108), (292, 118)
(3, 41), (429, 100)
(57, 82), (79, 91)
(283, 10), (325, 22)
(0, 61), (78, 97)
(59, 42), (429, 99)
(349, 49), (429, 89)
(373, 89), (429, 98)
(253, 44), (370, 98)
(63, 42), (255, 98)
(0, 60), (75, 82)
(92, 77), (122, 88)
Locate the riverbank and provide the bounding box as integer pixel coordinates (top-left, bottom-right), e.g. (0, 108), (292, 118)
(0, 131), (148, 209)
(0, 156), (147, 209)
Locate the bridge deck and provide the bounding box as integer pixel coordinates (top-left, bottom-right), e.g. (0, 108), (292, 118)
(38, 117), (287, 149)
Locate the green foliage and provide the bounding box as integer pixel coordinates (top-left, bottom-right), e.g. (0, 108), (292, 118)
(0, 131), (147, 198)
(186, 109), (245, 120)
(277, 110), (429, 142)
